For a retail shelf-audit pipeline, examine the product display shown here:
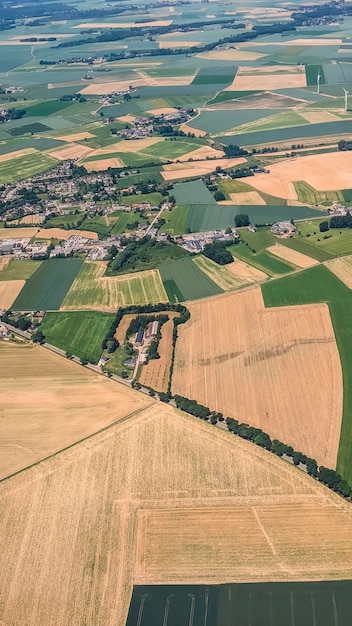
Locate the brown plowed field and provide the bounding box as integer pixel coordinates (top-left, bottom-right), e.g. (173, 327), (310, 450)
(1, 402), (352, 625)
(0, 342), (151, 479)
(139, 319), (173, 392)
(172, 288), (342, 468)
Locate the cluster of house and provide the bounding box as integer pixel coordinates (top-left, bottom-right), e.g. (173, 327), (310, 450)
(270, 221), (296, 237)
(180, 228), (239, 253)
(329, 202), (348, 216)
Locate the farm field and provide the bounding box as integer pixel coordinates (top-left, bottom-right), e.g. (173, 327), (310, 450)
(229, 243), (296, 276)
(40, 311), (114, 363)
(0, 153), (58, 184)
(0, 227), (39, 240)
(12, 258), (83, 311)
(172, 287), (342, 468)
(159, 204), (190, 236)
(62, 262), (168, 310)
(0, 280), (25, 309)
(139, 318), (174, 392)
(325, 255), (352, 288)
(2, 402), (352, 625)
(0, 259), (42, 281)
(193, 255), (267, 291)
(293, 220), (352, 257)
(0, 342), (151, 479)
(219, 120), (352, 147)
(128, 581), (352, 625)
(159, 257), (223, 302)
(262, 265), (352, 482)
(267, 244), (319, 268)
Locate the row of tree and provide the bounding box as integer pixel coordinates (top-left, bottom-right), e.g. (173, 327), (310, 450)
(320, 213), (352, 232)
(171, 395), (352, 499)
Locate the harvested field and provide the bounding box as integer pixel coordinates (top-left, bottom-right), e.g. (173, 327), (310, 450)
(2, 402), (352, 625)
(226, 66), (307, 91)
(172, 287), (342, 468)
(0, 280), (25, 308)
(161, 157), (247, 180)
(211, 92), (303, 110)
(227, 190), (266, 205)
(197, 48), (265, 61)
(139, 318), (173, 392)
(48, 143), (93, 161)
(0, 342), (151, 478)
(226, 257), (268, 282)
(0, 147), (37, 163)
(159, 40), (200, 48)
(0, 257), (10, 271)
(56, 132), (95, 141)
(117, 114), (136, 123)
(178, 123), (207, 137)
(177, 145), (224, 162)
(192, 255), (265, 291)
(20, 214), (42, 224)
(80, 80), (146, 95)
(147, 107), (178, 115)
(0, 227), (38, 240)
(93, 137), (162, 154)
(83, 157), (123, 171)
(268, 244), (319, 269)
(325, 255), (352, 288)
(244, 151), (352, 200)
(36, 228), (98, 240)
(61, 261), (167, 310)
(300, 111), (340, 123)
(73, 19), (173, 28)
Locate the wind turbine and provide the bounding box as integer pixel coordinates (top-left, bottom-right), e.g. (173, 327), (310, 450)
(317, 70), (321, 95)
(343, 87), (349, 113)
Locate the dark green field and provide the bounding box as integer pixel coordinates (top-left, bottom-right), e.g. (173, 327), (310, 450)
(12, 258), (83, 311)
(262, 264), (352, 482)
(40, 311), (114, 363)
(127, 581), (352, 626)
(8, 122), (51, 137)
(24, 100), (74, 117)
(159, 257), (222, 301)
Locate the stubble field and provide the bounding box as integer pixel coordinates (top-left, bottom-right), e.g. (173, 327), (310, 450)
(0, 342), (151, 479)
(61, 261), (168, 310)
(172, 287), (342, 468)
(267, 244), (319, 269)
(0, 280), (25, 309)
(325, 255), (352, 288)
(139, 318), (174, 392)
(2, 402), (352, 625)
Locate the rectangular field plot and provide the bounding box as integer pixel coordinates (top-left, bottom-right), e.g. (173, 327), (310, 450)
(40, 311), (114, 363)
(127, 581), (352, 626)
(12, 258), (83, 311)
(159, 257), (223, 302)
(173, 179), (216, 205)
(61, 262), (168, 311)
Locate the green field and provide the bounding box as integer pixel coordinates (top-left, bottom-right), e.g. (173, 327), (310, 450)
(127, 581), (352, 626)
(262, 264), (352, 482)
(159, 204), (190, 235)
(294, 181), (344, 205)
(24, 100), (74, 117)
(159, 257), (223, 302)
(305, 64), (326, 87)
(0, 259), (42, 281)
(173, 180), (216, 205)
(230, 242), (296, 276)
(12, 258), (83, 311)
(40, 311), (114, 363)
(294, 220), (352, 256)
(142, 139), (202, 160)
(0, 153), (58, 184)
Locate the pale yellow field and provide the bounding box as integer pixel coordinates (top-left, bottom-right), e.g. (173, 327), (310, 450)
(83, 157), (123, 171)
(162, 157), (247, 180)
(0, 280), (24, 308)
(147, 107), (178, 115)
(193, 255), (266, 291)
(48, 143), (93, 161)
(56, 131), (95, 141)
(73, 19), (173, 28)
(325, 255), (352, 288)
(20, 214), (42, 224)
(61, 261), (167, 310)
(246, 38), (341, 46)
(244, 151), (352, 198)
(226, 257), (268, 282)
(226, 65), (306, 91)
(139, 318), (173, 392)
(159, 40), (200, 48)
(1, 401), (352, 625)
(178, 145), (224, 161)
(179, 123), (207, 137)
(93, 137), (162, 155)
(227, 190), (266, 205)
(117, 114), (136, 123)
(0, 342), (152, 479)
(0, 227), (38, 240)
(36, 228), (98, 240)
(172, 288), (342, 468)
(80, 80), (145, 95)
(197, 48), (265, 61)
(0, 257), (9, 271)
(300, 110), (340, 123)
(0, 147), (37, 163)
(267, 244), (319, 268)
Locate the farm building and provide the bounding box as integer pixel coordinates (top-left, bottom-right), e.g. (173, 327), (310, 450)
(146, 321), (159, 338)
(271, 221), (296, 237)
(135, 329), (144, 346)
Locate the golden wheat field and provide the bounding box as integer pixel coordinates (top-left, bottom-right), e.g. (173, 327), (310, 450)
(325, 255), (352, 288)
(1, 401), (352, 625)
(267, 244), (319, 268)
(0, 280), (25, 309)
(0, 342), (151, 479)
(172, 288), (342, 468)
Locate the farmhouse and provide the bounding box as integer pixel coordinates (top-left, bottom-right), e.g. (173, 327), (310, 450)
(271, 221), (296, 237)
(135, 329), (144, 346)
